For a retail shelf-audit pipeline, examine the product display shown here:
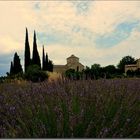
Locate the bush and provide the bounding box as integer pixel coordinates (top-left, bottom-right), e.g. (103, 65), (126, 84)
(0, 76), (7, 83)
(65, 69), (83, 80)
(126, 70), (135, 77)
(65, 69), (75, 79)
(25, 65), (48, 82)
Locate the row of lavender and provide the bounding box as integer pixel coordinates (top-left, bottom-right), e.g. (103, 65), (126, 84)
(0, 78), (140, 138)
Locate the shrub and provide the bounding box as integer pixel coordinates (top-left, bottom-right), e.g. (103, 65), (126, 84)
(126, 70), (135, 77)
(25, 65), (48, 82)
(65, 69), (75, 79)
(65, 69), (83, 80)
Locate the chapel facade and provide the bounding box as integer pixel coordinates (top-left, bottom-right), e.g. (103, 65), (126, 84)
(53, 54), (84, 74)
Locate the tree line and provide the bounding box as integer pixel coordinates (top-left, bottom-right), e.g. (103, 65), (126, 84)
(7, 28), (53, 82)
(65, 55), (140, 80)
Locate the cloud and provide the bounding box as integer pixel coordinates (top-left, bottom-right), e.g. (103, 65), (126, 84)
(0, 35), (24, 55)
(71, 1), (94, 15)
(37, 24), (96, 48)
(95, 20), (140, 48)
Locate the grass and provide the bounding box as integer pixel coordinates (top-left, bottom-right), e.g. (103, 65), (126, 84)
(0, 78), (140, 138)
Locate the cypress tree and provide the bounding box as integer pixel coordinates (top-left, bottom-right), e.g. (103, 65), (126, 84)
(42, 45), (46, 70)
(48, 60), (53, 72)
(13, 52), (23, 74)
(24, 27), (31, 72)
(10, 61), (14, 75)
(32, 30), (41, 69)
(45, 52), (48, 71)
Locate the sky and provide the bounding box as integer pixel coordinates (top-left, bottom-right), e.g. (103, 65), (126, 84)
(0, 1), (140, 76)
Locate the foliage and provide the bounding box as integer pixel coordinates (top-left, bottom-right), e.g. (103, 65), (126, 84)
(91, 64), (101, 79)
(10, 61), (14, 75)
(42, 47), (52, 72)
(42, 45), (46, 71)
(65, 69), (82, 80)
(65, 69), (75, 79)
(65, 65), (122, 80)
(0, 79), (140, 138)
(117, 56), (136, 73)
(134, 68), (140, 77)
(0, 76), (7, 83)
(126, 68), (140, 78)
(32, 31), (41, 69)
(101, 65), (118, 79)
(83, 66), (91, 80)
(24, 28), (31, 72)
(10, 52), (23, 76)
(25, 65), (48, 82)
(48, 60), (53, 72)
(103, 65), (117, 75)
(8, 29), (54, 80)
(126, 70), (135, 77)
(45, 53), (49, 71)
(82, 64), (121, 80)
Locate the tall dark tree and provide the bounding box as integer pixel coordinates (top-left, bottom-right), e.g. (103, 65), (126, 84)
(45, 52), (48, 70)
(42, 45), (46, 70)
(13, 52), (23, 74)
(24, 27), (31, 72)
(32, 30), (41, 69)
(48, 60), (53, 72)
(10, 61), (14, 75)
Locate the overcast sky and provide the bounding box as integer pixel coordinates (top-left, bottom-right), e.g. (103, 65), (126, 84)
(0, 1), (140, 76)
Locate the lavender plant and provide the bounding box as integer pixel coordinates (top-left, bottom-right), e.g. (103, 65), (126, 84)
(0, 78), (140, 138)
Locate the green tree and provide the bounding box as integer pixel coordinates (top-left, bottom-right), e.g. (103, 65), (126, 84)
(83, 66), (91, 80)
(45, 53), (49, 71)
(24, 27), (31, 72)
(91, 64), (101, 70)
(10, 61), (14, 75)
(65, 69), (75, 79)
(104, 65), (117, 74)
(42, 45), (46, 70)
(91, 64), (101, 79)
(117, 55), (136, 73)
(134, 68), (140, 77)
(102, 65), (117, 79)
(13, 52), (23, 75)
(48, 60), (53, 72)
(32, 31), (41, 69)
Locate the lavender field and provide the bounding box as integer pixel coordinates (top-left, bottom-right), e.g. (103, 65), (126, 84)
(0, 78), (140, 138)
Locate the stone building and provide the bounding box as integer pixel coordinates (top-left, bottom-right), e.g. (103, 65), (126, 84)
(125, 58), (140, 73)
(53, 54), (84, 74)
